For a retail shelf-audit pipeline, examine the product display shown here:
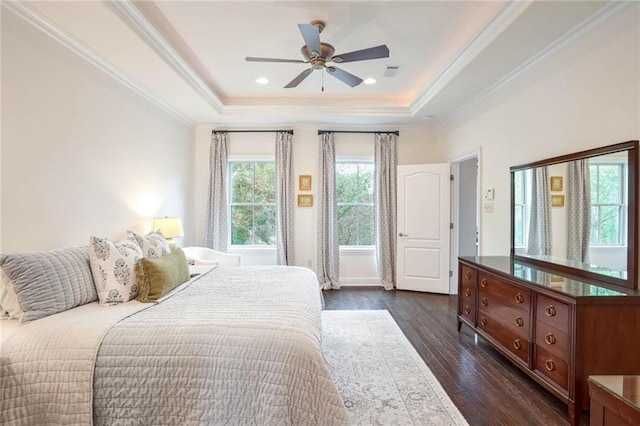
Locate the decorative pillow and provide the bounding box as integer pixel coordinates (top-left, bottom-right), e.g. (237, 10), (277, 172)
(89, 237), (142, 306)
(0, 246), (97, 323)
(0, 269), (24, 321)
(135, 248), (190, 303)
(127, 230), (170, 259)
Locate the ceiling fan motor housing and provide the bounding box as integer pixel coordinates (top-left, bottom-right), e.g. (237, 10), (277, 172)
(301, 42), (335, 69)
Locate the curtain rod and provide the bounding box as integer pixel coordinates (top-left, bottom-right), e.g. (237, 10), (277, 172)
(212, 129), (293, 135)
(318, 130), (399, 136)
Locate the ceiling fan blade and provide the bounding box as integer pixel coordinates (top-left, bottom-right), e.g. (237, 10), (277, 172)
(326, 66), (363, 87)
(246, 57), (305, 63)
(298, 24), (322, 57)
(284, 68), (313, 88)
(332, 45), (390, 63)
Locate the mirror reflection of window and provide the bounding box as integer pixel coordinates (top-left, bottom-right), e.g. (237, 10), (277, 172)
(589, 161), (627, 246)
(513, 170), (531, 251)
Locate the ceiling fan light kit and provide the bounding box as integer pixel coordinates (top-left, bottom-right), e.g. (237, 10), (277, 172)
(245, 20), (390, 89)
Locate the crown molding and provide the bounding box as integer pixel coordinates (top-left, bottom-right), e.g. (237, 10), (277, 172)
(108, 0), (224, 113)
(437, 0), (631, 128)
(2, 0), (196, 128)
(409, 1), (533, 115)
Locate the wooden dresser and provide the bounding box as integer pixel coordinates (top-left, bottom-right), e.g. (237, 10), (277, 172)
(458, 256), (640, 425)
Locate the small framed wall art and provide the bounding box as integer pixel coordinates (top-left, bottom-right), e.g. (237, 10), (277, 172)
(551, 194), (565, 207)
(299, 175), (312, 191)
(298, 194), (313, 207)
(550, 176), (563, 192)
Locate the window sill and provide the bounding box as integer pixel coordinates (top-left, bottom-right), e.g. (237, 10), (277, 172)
(339, 246), (375, 256)
(229, 246), (276, 254)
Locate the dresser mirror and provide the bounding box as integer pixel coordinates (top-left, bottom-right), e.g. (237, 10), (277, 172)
(510, 140), (638, 289)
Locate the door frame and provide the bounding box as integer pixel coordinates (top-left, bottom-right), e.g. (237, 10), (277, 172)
(450, 148), (482, 293)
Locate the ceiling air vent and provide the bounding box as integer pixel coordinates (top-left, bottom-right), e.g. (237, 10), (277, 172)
(384, 66), (400, 77)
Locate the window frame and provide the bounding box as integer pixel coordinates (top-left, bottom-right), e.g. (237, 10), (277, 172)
(335, 157), (376, 249)
(228, 156), (277, 248)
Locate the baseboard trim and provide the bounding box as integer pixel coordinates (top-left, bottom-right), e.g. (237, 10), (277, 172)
(339, 278), (381, 287)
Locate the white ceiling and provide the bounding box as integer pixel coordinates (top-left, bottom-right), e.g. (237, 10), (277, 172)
(9, 1), (615, 128)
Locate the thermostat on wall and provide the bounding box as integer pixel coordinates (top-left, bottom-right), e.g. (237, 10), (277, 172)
(485, 188), (495, 200)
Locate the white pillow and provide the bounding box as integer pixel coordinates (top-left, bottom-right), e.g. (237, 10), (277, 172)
(89, 237), (142, 306)
(0, 268), (24, 321)
(127, 230), (170, 259)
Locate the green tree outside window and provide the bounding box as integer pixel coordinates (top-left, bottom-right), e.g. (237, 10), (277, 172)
(230, 161), (276, 245)
(336, 162), (375, 246)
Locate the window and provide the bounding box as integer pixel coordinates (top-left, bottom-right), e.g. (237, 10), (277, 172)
(513, 170), (527, 247)
(590, 162), (626, 245)
(229, 161), (276, 245)
(336, 161), (375, 246)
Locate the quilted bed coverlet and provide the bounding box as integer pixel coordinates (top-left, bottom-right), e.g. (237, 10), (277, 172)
(2, 266), (349, 425)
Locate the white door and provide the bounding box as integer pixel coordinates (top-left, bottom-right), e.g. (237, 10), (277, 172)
(397, 164), (451, 293)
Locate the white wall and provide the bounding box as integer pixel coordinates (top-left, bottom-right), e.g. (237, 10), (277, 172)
(1, 11), (194, 252)
(437, 4), (639, 257)
(193, 126), (438, 284)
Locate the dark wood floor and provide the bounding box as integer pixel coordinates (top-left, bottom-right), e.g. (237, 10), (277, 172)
(323, 287), (590, 426)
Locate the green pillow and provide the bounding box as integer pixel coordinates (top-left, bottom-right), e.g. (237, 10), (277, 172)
(135, 248), (190, 303)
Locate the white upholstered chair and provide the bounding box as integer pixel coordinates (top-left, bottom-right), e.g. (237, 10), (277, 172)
(181, 247), (241, 266)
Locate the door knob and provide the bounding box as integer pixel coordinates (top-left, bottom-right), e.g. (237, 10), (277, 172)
(399, 232), (408, 237)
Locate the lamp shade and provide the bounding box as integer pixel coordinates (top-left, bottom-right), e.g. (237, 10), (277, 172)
(152, 217), (184, 239)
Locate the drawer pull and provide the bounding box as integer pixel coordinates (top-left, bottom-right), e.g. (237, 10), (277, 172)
(481, 297), (488, 307)
(545, 359), (556, 371)
(481, 278), (488, 288)
(545, 305), (556, 317)
(480, 317), (487, 326)
(464, 288), (471, 297)
(513, 339), (522, 350)
(515, 317), (524, 327)
(464, 306), (471, 314)
(515, 293), (524, 304)
(544, 333), (556, 345)
(465, 271), (472, 279)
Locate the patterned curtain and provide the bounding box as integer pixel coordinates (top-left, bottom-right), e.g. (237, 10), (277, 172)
(275, 131), (294, 265)
(375, 133), (398, 290)
(204, 132), (229, 251)
(567, 159), (591, 263)
(317, 132), (340, 290)
(527, 166), (552, 256)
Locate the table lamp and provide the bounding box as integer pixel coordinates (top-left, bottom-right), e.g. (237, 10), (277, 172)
(152, 216), (184, 249)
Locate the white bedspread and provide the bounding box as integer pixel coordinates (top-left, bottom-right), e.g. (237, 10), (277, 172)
(0, 300), (148, 425)
(1, 266), (348, 425)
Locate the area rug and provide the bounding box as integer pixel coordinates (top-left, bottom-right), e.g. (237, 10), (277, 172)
(322, 310), (468, 425)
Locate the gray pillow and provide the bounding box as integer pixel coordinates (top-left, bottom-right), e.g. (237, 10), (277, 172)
(0, 246), (97, 323)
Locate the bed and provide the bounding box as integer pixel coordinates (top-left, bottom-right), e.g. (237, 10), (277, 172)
(0, 257), (349, 425)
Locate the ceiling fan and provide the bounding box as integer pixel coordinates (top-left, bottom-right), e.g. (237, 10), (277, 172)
(246, 20), (390, 89)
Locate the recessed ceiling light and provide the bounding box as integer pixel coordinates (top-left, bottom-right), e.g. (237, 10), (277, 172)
(364, 78), (376, 85)
(256, 77), (269, 85)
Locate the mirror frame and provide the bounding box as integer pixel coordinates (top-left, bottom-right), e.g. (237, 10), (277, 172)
(510, 140), (638, 289)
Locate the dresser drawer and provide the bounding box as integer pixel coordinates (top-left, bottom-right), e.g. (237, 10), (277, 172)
(536, 294), (570, 333)
(477, 312), (529, 364)
(479, 273), (531, 313)
(535, 321), (569, 361)
(478, 301), (529, 339)
(534, 345), (569, 391)
(460, 300), (475, 324)
(461, 265), (477, 286)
